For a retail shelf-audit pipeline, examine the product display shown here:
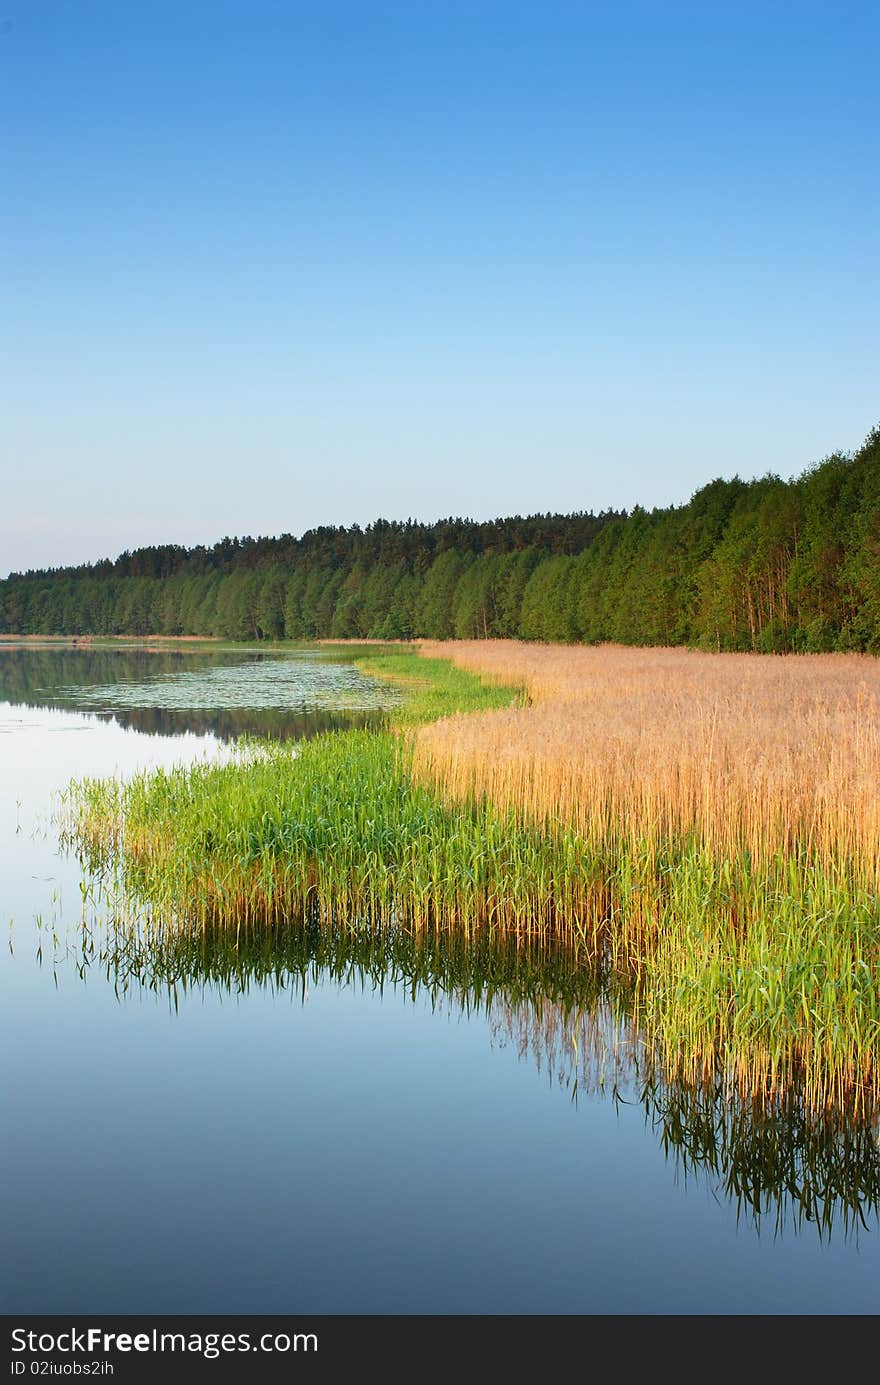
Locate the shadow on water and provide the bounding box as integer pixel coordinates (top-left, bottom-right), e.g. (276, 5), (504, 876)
(58, 898), (880, 1244)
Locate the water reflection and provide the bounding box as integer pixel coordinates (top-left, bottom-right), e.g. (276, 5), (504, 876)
(0, 644), (394, 740)
(490, 996), (880, 1240)
(54, 905), (880, 1242)
(640, 1072), (880, 1239)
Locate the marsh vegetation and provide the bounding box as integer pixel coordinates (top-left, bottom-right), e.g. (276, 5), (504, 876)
(67, 641), (880, 1117)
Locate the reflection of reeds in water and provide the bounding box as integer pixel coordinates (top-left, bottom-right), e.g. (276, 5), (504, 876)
(71, 898), (603, 1012)
(487, 989), (880, 1240)
(60, 902), (880, 1240)
(488, 992), (637, 1098)
(643, 1073), (880, 1239)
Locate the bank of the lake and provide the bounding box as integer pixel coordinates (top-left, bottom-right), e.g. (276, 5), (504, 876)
(68, 643), (880, 1117)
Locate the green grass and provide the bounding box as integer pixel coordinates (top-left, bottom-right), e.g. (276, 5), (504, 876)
(355, 650), (527, 723)
(64, 646), (880, 1112)
(69, 729), (605, 936)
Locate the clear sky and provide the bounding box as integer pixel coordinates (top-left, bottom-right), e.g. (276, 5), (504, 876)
(2, 1), (877, 576)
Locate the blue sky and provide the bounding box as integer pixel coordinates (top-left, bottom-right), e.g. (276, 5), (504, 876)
(2, 1), (877, 575)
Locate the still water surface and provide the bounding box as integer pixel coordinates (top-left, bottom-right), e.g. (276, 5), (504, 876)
(1, 644), (878, 1313)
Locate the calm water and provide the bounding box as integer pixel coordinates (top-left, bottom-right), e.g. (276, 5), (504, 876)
(1, 645), (879, 1314)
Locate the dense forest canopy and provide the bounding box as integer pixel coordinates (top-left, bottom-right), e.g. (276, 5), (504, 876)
(3, 426), (879, 651)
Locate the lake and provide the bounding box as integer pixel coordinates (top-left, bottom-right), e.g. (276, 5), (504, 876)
(1, 643), (878, 1314)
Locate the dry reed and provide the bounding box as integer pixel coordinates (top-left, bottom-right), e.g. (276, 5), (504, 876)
(414, 641), (880, 883)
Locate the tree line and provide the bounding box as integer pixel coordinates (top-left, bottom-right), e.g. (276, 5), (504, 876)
(2, 426), (878, 651)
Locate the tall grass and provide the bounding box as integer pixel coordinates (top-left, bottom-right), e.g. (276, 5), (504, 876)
(64, 643), (880, 1111)
(410, 641), (880, 1108)
(68, 730), (612, 938)
(414, 641), (880, 882)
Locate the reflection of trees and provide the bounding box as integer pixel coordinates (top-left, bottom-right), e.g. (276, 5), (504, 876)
(77, 703), (379, 741)
(0, 646), (384, 740)
(67, 908), (880, 1241)
(0, 645), (245, 699)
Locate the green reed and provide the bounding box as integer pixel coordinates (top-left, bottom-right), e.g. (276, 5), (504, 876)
(63, 647), (880, 1111)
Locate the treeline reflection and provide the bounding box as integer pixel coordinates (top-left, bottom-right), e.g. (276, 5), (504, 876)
(0, 645), (383, 740)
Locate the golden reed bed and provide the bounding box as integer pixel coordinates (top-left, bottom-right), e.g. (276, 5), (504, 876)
(413, 642), (880, 878)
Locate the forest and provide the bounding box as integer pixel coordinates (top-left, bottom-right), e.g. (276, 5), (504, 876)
(3, 426), (879, 651)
